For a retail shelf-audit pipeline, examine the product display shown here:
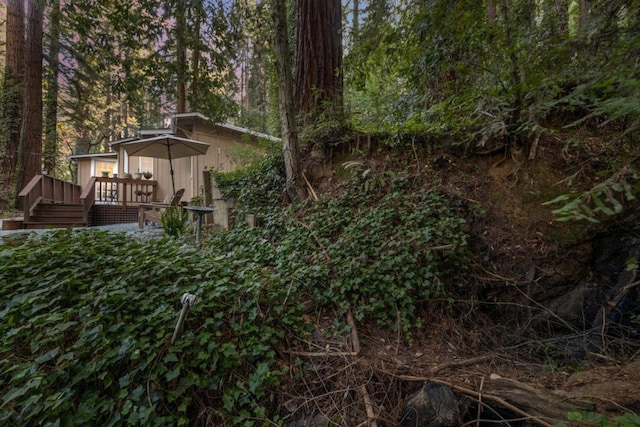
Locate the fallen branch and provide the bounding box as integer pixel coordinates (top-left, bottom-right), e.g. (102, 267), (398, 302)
(429, 378), (554, 427)
(528, 134), (540, 160)
(347, 307), (361, 354)
(285, 350), (359, 357)
(302, 171), (318, 201)
(360, 385), (378, 427)
(375, 367), (593, 427)
(429, 354), (495, 375)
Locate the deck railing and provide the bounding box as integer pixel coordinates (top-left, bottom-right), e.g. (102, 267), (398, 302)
(19, 174), (82, 223)
(79, 177), (158, 223)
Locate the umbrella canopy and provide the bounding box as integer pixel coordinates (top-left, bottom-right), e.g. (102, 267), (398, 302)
(120, 135), (211, 194)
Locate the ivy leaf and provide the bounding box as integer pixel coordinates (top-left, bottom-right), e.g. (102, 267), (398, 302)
(35, 347), (60, 365)
(165, 367), (181, 382)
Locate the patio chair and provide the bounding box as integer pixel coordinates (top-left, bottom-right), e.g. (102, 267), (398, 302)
(138, 188), (185, 228)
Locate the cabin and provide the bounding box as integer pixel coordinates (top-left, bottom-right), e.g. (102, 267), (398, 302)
(16, 112), (279, 229)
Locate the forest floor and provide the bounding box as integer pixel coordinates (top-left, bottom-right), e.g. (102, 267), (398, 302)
(283, 127), (640, 425)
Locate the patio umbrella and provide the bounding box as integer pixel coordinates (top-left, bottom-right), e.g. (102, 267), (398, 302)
(120, 135), (211, 194)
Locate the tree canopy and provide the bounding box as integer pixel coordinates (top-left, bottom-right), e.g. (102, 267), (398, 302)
(0, 0), (639, 204)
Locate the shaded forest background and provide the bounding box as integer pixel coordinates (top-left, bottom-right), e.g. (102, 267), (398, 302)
(0, 0), (638, 211)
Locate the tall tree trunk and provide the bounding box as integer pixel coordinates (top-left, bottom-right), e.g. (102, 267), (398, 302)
(16, 0), (44, 202)
(176, 0), (187, 113)
(294, 0), (343, 125)
(1, 0), (25, 204)
(487, 0), (497, 22)
(556, 0), (569, 35)
(579, 0), (589, 28)
(500, 0), (523, 145)
(190, 1), (202, 105)
(353, 0), (360, 36)
(43, 0), (60, 176)
(487, 0), (498, 23)
(272, 0), (305, 201)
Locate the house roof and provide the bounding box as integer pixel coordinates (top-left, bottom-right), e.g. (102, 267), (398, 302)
(173, 112), (281, 142)
(71, 113), (281, 160)
(68, 152), (118, 161)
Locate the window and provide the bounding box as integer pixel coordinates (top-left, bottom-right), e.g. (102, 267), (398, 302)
(94, 160), (116, 176)
(133, 157), (154, 175)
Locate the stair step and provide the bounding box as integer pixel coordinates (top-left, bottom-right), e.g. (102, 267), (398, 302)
(34, 203), (82, 211)
(25, 201), (86, 229)
(24, 222), (87, 229)
(29, 215), (84, 223)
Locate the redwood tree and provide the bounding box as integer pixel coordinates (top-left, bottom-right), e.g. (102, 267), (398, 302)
(272, 0), (305, 200)
(15, 0), (45, 198)
(294, 0), (343, 125)
(1, 0), (25, 204)
(43, 0), (61, 176)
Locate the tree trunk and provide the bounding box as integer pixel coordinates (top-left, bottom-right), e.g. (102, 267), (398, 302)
(353, 0), (360, 36)
(190, 0), (203, 105)
(272, 0), (306, 201)
(43, 0), (61, 176)
(15, 0), (44, 204)
(579, 0), (589, 29)
(487, 0), (497, 22)
(176, 0), (187, 113)
(500, 0), (523, 144)
(1, 0), (25, 203)
(294, 0), (343, 124)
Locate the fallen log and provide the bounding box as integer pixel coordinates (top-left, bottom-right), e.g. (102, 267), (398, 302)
(483, 374), (595, 423)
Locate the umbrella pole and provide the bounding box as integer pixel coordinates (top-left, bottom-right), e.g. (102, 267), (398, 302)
(168, 144), (176, 194)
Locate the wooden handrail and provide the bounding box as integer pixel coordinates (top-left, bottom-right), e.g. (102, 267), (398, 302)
(80, 177), (158, 223)
(19, 174), (82, 223)
(19, 175), (158, 225)
(80, 177), (97, 224)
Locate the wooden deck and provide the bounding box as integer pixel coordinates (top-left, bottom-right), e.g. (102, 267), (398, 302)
(18, 174), (159, 228)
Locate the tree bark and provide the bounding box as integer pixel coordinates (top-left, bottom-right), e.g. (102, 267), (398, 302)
(487, 0), (498, 23)
(500, 0), (523, 144)
(176, 0), (187, 113)
(15, 0), (44, 203)
(353, 0), (360, 36)
(190, 8), (201, 105)
(43, 0), (61, 176)
(487, 0), (497, 23)
(1, 0), (25, 202)
(272, 0), (306, 201)
(294, 0), (343, 124)
(579, 0), (589, 29)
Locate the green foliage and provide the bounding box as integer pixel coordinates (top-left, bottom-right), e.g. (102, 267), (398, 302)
(543, 164), (639, 223)
(211, 149), (287, 216)
(0, 169), (470, 425)
(209, 171), (470, 334)
(160, 205), (190, 238)
(0, 229), (302, 425)
(556, 411), (640, 427)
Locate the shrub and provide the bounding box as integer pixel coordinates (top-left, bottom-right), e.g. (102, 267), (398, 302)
(0, 230), (303, 425)
(160, 205), (190, 238)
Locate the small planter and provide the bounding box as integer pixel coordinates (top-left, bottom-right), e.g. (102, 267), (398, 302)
(123, 173), (132, 179)
(134, 173), (143, 180)
(2, 219), (23, 230)
(143, 172), (153, 180)
(101, 171), (109, 178)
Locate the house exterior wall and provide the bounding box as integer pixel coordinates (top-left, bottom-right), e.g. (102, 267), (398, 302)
(73, 156), (117, 185)
(75, 158), (92, 186)
(114, 121), (267, 203)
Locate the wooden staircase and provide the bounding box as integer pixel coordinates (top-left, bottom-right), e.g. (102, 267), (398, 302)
(18, 174), (158, 230)
(24, 201), (87, 229)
